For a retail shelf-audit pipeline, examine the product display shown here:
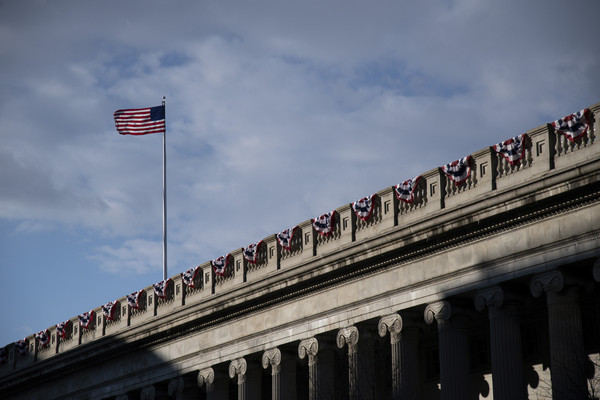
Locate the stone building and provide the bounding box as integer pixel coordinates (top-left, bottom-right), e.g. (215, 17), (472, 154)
(1, 103), (600, 400)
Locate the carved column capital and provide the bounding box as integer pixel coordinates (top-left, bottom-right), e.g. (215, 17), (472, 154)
(262, 347), (282, 375)
(140, 385), (155, 400)
(378, 313), (403, 343)
(424, 300), (451, 324)
(298, 337), (319, 366)
(593, 258), (600, 282)
(198, 367), (215, 389)
(229, 357), (247, 383)
(474, 286), (506, 311)
(168, 376), (184, 398)
(530, 270), (565, 297)
(336, 326), (359, 354)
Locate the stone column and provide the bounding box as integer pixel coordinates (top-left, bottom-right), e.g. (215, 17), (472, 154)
(378, 313), (421, 400)
(337, 325), (374, 400)
(262, 347), (296, 400)
(424, 300), (470, 400)
(229, 357), (261, 400)
(199, 367), (230, 400)
(531, 270), (587, 400)
(298, 337), (335, 400)
(140, 384), (169, 400)
(474, 286), (526, 400)
(167, 376), (200, 400)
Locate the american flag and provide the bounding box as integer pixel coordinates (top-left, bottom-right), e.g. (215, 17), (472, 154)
(102, 301), (118, 320)
(212, 254), (230, 276)
(352, 194), (377, 221)
(493, 134), (527, 165)
(313, 211), (336, 236)
(55, 320), (70, 339)
(153, 279), (171, 299)
(551, 108), (591, 143)
(35, 330), (50, 346)
(442, 156), (472, 186)
(15, 338), (28, 355)
(395, 176), (422, 203)
(182, 267), (201, 288)
(243, 241), (263, 264)
(114, 105), (165, 135)
(277, 226), (297, 250)
(78, 311), (94, 329)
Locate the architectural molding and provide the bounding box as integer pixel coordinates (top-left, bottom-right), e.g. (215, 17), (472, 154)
(474, 286), (506, 311)
(530, 270), (565, 297)
(298, 337), (319, 365)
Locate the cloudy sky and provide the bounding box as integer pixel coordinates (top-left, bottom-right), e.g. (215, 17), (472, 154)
(1, 0), (599, 346)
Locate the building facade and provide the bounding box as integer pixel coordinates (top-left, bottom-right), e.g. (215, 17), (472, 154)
(1, 103), (600, 400)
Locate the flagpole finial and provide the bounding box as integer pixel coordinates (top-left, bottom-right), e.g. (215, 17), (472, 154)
(162, 96), (165, 105)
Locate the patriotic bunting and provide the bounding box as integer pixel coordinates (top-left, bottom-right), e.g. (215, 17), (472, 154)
(153, 279), (171, 299)
(182, 266), (201, 288)
(127, 290), (144, 309)
(102, 301), (118, 320)
(212, 254), (230, 276)
(277, 226), (297, 250)
(313, 211), (336, 236)
(395, 176), (422, 204)
(55, 320), (70, 339)
(352, 194), (377, 221)
(493, 134), (527, 165)
(551, 108), (592, 143)
(78, 311), (94, 329)
(442, 156), (472, 186)
(243, 241), (263, 264)
(0, 346), (6, 363)
(15, 338), (28, 355)
(35, 330), (50, 346)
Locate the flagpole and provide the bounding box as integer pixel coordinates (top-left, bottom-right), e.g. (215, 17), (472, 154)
(162, 96), (167, 281)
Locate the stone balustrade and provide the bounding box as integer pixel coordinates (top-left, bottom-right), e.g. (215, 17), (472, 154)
(1, 102), (598, 382)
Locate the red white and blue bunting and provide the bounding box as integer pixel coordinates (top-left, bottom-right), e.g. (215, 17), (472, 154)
(395, 176), (422, 204)
(442, 156), (472, 186)
(493, 134), (527, 165)
(15, 338), (28, 355)
(153, 279), (171, 299)
(35, 329), (50, 346)
(243, 241), (263, 264)
(127, 290), (144, 309)
(182, 266), (201, 288)
(212, 254), (230, 276)
(55, 320), (70, 339)
(78, 311), (94, 329)
(352, 194), (377, 221)
(102, 301), (118, 320)
(277, 226), (297, 250)
(313, 211), (336, 236)
(551, 108), (592, 143)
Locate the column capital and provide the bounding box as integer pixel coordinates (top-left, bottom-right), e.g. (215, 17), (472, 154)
(298, 337), (319, 361)
(474, 286), (506, 311)
(424, 300), (451, 324)
(140, 385), (155, 400)
(262, 347), (282, 374)
(593, 258), (600, 282)
(336, 326), (359, 354)
(198, 367), (215, 388)
(530, 270), (565, 297)
(378, 313), (403, 343)
(229, 357), (247, 382)
(168, 376), (183, 398)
